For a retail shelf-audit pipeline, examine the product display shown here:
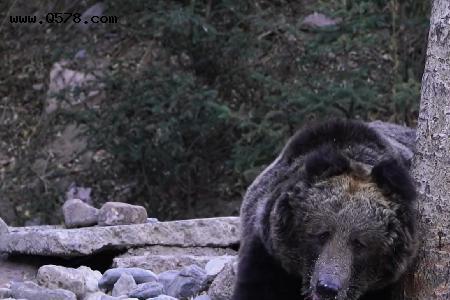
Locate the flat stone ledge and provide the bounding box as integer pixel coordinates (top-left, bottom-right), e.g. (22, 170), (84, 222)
(0, 217), (240, 257)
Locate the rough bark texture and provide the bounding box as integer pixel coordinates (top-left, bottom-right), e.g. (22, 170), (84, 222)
(409, 1), (450, 299)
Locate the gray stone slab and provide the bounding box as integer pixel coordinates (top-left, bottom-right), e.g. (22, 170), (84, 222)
(0, 217), (239, 257)
(121, 246), (237, 257)
(113, 254), (219, 273)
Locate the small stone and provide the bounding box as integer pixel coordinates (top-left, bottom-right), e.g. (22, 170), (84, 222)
(77, 3), (105, 31)
(84, 291), (107, 300)
(11, 281), (76, 300)
(0, 218), (8, 235)
(147, 218), (159, 224)
(0, 287), (12, 298)
(147, 295), (178, 300)
(98, 268), (157, 290)
(166, 265), (208, 299)
(301, 12), (341, 29)
(157, 270), (179, 293)
(98, 202), (148, 226)
(74, 49), (88, 60)
(78, 266), (102, 293)
(128, 281), (163, 299)
(208, 262), (236, 300)
(194, 295), (211, 300)
(66, 184), (92, 204)
(100, 295), (128, 300)
(37, 265), (86, 298)
(63, 198), (99, 228)
(205, 256), (235, 279)
(112, 273), (137, 297)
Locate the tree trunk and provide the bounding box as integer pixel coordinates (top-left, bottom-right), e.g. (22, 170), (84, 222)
(409, 0), (450, 299)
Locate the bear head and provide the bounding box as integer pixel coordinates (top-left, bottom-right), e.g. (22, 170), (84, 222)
(264, 145), (417, 300)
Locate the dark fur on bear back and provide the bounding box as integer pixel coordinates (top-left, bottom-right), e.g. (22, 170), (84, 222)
(282, 120), (387, 162)
(234, 119), (418, 300)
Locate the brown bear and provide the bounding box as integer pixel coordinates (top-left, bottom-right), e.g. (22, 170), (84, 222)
(232, 120), (418, 300)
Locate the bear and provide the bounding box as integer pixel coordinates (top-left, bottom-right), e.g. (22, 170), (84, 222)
(232, 119), (418, 300)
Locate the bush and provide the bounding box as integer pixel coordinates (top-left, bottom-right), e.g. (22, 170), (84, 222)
(0, 0), (430, 223)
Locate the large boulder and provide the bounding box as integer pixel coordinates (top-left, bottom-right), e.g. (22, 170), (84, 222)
(37, 265), (102, 298)
(37, 265), (86, 298)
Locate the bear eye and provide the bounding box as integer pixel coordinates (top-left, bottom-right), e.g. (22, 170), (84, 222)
(309, 231), (331, 242)
(318, 231), (331, 241)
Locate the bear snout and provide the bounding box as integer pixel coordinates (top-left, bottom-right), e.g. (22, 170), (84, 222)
(316, 276), (341, 299)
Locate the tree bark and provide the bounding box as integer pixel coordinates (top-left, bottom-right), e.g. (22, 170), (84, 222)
(409, 0), (450, 299)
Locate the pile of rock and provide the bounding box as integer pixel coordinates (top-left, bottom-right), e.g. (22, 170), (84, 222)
(0, 200), (240, 300)
(0, 260), (235, 300)
(62, 200), (149, 228)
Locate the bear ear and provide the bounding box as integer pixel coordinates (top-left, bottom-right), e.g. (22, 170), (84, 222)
(371, 158), (416, 202)
(304, 145), (350, 182)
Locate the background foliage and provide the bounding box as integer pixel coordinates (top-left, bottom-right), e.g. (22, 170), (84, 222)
(0, 0), (430, 224)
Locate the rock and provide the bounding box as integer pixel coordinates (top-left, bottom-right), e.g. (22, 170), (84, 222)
(10, 281), (77, 300)
(157, 270), (179, 294)
(78, 266), (102, 293)
(98, 202), (148, 226)
(205, 256), (235, 279)
(36, 265), (101, 297)
(37, 265), (86, 298)
(128, 282), (164, 299)
(100, 295), (128, 300)
(301, 12), (341, 29)
(0, 218), (8, 235)
(0, 217), (239, 256)
(112, 273), (137, 297)
(0, 287), (12, 298)
(66, 184), (92, 204)
(194, 295), (211, 300)
(77, 3), (105, 31)
(99, 268), (157, 290)
(147, 295), (178, 300)
(63, 199), (99, 228)
(84, 291), (107, 300)
(45, 61), (98, 114)
(99, 295), (139, 300)
(208, 262), (236, 300)
(113, 254), (217, 273)
(119, 246), (236, 258)
(166, 265), (208, 299)
(147, 218), (159, 224)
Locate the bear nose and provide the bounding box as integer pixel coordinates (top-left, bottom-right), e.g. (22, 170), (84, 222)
(316, 278), (340, 299)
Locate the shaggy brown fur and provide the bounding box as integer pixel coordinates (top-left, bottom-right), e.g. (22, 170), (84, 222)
(232, 120), (417, 300)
